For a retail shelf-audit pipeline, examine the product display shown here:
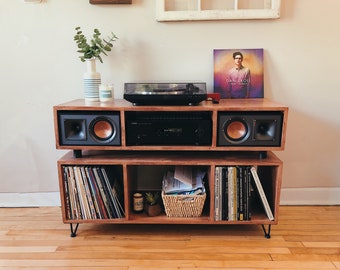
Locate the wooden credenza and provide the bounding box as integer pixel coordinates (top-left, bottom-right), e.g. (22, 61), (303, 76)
(53, 98), (288, 238)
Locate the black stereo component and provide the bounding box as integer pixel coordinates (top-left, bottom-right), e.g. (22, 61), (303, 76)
(217, 111), (283, 147)
(124, 82), (207, 106)
(58, 111), (121, 146)
(125, 111), (212, 146)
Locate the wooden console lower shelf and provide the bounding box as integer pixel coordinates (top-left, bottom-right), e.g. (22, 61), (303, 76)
(57, 150), (282, 238)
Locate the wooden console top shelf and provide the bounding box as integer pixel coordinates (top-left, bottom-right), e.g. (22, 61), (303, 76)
(53, 98), (288, 152)
(55, 98), (288, 112)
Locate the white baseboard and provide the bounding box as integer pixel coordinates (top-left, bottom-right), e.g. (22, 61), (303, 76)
(0, 192), (61, 207)
(280, 187), (340, 205)
(0, 188), (339, 207)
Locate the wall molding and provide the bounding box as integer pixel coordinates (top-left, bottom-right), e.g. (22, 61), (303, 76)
(280, 187), (340, 205)
(0, 188), (339, 207)
(0, 192), (61, 207)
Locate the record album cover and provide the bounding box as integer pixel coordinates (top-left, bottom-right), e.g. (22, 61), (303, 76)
(214, 49), (264, 99)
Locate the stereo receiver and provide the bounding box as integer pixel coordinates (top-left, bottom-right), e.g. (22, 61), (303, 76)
(125, 111), (212, 146)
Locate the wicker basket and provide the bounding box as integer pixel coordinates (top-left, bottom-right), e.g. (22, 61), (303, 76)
(162, 192), (206, 218)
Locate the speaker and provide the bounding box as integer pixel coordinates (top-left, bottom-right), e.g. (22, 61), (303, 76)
(58, 111), (121, 146)
(217, 111), (283, 147)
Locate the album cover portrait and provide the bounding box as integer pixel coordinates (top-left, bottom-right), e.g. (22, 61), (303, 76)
(213, 48), (264, 99)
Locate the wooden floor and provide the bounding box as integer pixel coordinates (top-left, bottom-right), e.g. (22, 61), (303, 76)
(0, 206), (339, 270)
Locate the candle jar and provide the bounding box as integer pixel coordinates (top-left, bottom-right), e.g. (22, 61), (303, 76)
(99, 84), (114, 102)
(133, 193), (144, 213)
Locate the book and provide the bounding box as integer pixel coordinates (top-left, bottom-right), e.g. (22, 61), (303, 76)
(227, 166), (237, 221)
(245, 168), (252, 221)
(238, 166), (244, 221)
(214, 165), (255, 222)
(250, 166), (274, 221)
(214, 166), (222, 221)
(243, 167), (252, 221)
(221, 167), (228, 220)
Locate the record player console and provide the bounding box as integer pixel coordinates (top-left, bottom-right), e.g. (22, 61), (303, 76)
(124, 82), (207, 105)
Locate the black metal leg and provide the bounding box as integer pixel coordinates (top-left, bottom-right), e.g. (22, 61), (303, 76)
(261, 224), (271, 239)
(258, 151), (267, 159)
(73, 150), (82, 158)
(70, 223), (79, 237)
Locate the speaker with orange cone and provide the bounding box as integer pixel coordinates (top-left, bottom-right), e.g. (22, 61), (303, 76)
(217, 112), (283, 147)
(58, 112), (121, 146)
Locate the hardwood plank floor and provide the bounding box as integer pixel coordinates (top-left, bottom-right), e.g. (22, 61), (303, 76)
(0, 206), (339, 269)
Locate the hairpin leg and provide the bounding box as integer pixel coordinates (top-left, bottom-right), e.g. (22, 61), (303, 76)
(261, 224), (271, 239)
(70, 223), (79, 237)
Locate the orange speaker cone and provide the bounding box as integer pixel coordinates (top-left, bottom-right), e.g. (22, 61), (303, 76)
(93, 120), (113, 140)
(225, 121), (247, 140)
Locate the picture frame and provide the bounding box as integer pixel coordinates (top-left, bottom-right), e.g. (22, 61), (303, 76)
(213, 49), (264, 99)
(156, 0), (281, 21)
(90, 0), (132, 4)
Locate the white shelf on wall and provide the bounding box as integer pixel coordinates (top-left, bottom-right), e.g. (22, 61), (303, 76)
(156, 0), (281, 21)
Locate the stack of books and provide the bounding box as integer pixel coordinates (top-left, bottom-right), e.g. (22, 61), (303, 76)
(214, 166), (274, 221)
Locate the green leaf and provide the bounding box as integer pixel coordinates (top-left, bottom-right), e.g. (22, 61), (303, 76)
(74, 26), (118, 63)
(104, 45), (111, 51)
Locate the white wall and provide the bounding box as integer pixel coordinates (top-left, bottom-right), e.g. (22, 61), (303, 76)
(0, 0), (339, 204)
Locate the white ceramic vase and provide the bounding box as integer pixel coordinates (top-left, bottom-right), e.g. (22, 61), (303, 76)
(83, 58), (101, 102)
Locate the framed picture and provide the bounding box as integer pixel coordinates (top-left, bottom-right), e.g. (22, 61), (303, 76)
(213, 49), (264, 99)
(90, 0), (131, 4)
(156, 0), (281, 21)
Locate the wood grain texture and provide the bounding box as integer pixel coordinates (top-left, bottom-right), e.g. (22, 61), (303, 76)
(0, 206), (339, 269)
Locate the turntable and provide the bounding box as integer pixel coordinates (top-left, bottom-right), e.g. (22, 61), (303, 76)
(124, 82), (207, 105)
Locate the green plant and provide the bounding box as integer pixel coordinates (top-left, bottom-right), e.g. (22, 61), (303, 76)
(145, 192), (160, 206)
(74, 26), (118, 63)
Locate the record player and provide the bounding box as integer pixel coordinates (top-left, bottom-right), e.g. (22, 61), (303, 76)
(124, 82), (207, 105)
